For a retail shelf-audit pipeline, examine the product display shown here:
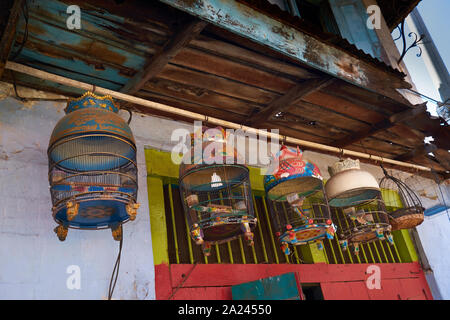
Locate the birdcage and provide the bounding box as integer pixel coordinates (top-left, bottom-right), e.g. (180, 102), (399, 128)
(264, 146), (335, 255)
(379, 166), (424, 231)
(48, 92), (139, 241)
(404, 172), (449, 218)
(179, 127), (256, 256)
(325, 158), (380, 208)
(326, 159), (393, 254)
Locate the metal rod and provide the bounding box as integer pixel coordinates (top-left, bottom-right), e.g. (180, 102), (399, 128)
(5, 61), (432, 173)
(262, 197), (280, 264)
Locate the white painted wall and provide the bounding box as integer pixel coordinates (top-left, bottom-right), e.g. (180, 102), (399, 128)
(1, 87), (448, 299)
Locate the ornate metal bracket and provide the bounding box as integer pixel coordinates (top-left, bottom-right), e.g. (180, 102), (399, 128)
(394, 20), (425, 64)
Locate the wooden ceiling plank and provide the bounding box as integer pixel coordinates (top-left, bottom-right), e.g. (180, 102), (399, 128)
(171, 47), (296, 93)
(143, 77), (258, 117)
(303, 90), (386, 123)
(120, 18), (208, 94)
(0, 0), (24, 78)
(136, 90), (247, 124)
(395, 143), (437, 162)
(189, 33), (319, 81)
(247, 77), (334, 126)
(332, 103), (427, 148)
(409, 154), (447, 173)
(433, 149), (450, 171)
(158, 63), (277, 105)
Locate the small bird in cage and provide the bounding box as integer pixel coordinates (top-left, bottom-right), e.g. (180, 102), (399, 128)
(353, 243), (360, 255)
(340, 239), (348, 251)
(280, 242), (291, 255)
(386, 232), (395, 245)
(316, 241), (324, 250)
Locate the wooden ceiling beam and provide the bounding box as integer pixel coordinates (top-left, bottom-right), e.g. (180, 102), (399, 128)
(0, 0), (24, 78)
(120, 18), (207, 94)
(332, 102), (427, 148)
(246, 77), (334, 126)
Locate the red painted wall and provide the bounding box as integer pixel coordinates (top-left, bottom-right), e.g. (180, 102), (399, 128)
(155, 262), (432, 300)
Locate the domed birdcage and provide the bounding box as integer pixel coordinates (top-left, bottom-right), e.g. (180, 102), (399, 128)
(179, 127), (256, 256)
(326, 159), (393, 255)
(379, 166), (424, 231)
(264, 146), (335, 255)
(48, 92), (139, 241)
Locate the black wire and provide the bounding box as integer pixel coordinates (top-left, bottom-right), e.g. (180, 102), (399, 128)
(10, 70), (27, 102)
(108, 225), (123, 300)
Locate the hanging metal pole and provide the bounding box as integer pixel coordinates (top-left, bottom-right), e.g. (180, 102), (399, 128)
(5, 60), (431, 172)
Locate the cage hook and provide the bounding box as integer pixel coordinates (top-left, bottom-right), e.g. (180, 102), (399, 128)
(338, 148), (344, 160)
(125, 108), (133, 125)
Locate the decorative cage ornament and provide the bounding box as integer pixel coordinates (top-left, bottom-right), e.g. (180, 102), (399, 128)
(326, 159), (393, 255)
(179, 127), (257, 256)
(48, 92), (139, 241)
(264, 146), (335, 255)
(379, 166), (424, 230)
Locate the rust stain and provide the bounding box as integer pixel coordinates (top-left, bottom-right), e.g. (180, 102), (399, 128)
(63, 39), (127, 66)
(302, 37), (326, 69)
(334, 57), (368, 86)
(26, 39), (135, 75)
(335, 60), (359, 76)
(26, 23), (47, 36)
(271, 25), (295, 41)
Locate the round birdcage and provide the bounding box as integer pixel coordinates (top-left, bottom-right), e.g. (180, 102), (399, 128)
(48, 92), (139, 241)
(264, 146), (335, 255)
(326, 159), (393, 255)
(178, 127), (256, 256)
(325, 158), (380, 208)
(379, 166), (424, 231)
(331, 195), (393, 255)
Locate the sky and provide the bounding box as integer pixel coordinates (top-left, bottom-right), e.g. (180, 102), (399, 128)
(396, 0), (450, 116)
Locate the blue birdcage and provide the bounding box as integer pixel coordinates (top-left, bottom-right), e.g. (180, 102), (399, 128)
(48, 92), (139, 241)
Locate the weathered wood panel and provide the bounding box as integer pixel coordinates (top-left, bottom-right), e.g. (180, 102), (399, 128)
(171, 47), (296, 93)
(159, 63), (277, 104)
